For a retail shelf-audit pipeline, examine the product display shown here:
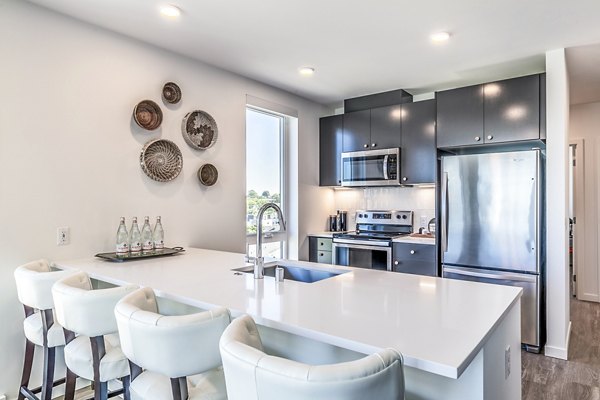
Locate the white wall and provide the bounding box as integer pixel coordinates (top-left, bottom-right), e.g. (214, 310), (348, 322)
(0, 1), (333, 397)
(544, 49), (571, 360)
(569, 102), (600, 302)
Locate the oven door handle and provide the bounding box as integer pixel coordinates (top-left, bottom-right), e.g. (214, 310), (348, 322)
(333, 239), (391, 247)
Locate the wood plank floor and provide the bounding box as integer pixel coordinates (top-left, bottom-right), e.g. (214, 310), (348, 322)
(522, 298), (600, 399)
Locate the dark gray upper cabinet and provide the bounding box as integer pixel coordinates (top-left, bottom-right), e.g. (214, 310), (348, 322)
(437, 73), (545, 149)
(483, 74), (541, 144)
(401, 100), (436, 184)
(342, 110), (371, 152)
(370, 105), (402, 149)
(319, 115), (344, 186)
(436, 84), (484, 148)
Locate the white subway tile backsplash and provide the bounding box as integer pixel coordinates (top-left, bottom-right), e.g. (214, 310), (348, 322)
(333, 187), (435, 230)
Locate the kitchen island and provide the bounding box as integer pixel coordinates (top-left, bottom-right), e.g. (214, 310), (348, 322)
(56, 248), (522, 400)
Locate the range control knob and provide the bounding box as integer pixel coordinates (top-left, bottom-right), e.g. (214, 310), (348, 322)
(402, 215), (408, 219)
(396, 215), (401, 219)
(358, 214), (363, 218)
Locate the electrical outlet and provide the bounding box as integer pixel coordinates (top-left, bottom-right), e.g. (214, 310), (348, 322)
(505, 345), (511, 379)
(420, 215), (428, 228)
(57, 227), (70, 246)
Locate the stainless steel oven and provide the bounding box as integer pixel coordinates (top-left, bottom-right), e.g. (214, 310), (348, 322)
(332, 239), (392, 271)
(341, 148), (399, 187)
(332, 210), (413, 271)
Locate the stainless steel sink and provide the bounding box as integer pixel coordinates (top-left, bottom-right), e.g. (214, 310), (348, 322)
(232, 264), (347, 283)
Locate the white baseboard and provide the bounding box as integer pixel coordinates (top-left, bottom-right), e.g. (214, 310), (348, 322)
(544, 321), (571, 360)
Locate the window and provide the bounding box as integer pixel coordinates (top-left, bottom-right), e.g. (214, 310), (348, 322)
(246, 107), (286, 259)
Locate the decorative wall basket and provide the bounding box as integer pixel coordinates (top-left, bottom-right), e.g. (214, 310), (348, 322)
(181, 110), (218, 150)
(140, 139), (183, 182)
(162, 82), (182, 104)
(197, 163), (218, 186)
(133, 100), (163, 130)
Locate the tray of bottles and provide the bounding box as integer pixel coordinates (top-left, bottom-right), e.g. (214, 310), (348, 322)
(95, 247), (185, 262)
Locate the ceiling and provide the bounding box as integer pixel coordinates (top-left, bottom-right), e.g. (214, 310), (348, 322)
(567, 44), (600, 105)
(26, 0), (600, 105)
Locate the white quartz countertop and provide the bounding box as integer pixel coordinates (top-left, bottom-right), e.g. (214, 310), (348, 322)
(56, 248), (520, 379)
(308, 231), (348, 238)
(392, 236), (436, 245)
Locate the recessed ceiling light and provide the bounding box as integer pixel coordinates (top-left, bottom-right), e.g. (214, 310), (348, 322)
(299, 67), (315, 76)
(430, 31), (451, 43)
(160, 4), (181, 18)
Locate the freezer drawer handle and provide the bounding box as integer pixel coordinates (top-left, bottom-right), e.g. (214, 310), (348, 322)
(443, 267), (537, 283)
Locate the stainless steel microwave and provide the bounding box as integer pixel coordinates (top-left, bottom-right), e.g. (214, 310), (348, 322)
(340, 148), (399, 187)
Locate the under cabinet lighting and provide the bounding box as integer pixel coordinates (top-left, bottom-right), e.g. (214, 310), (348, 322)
(160, 4), (181, 18)
(430, 31), (451, 43)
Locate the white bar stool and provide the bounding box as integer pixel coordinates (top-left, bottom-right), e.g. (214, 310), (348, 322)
(219, 315), (406, 400)
(114, 287), (231, 400)
(14, 259), (73, 400)
(52, 271), (138, 400)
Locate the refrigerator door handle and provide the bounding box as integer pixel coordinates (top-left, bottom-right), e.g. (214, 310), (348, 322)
(441, 172), (449, 253)
(443, 266), (538, 283)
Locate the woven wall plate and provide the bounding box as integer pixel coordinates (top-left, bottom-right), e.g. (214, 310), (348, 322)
(162, 82), (182, 104)
(181, 110), (218, 150)
(134, 100), (163, 130)
(197, 163), (218, 186)
(140, 139), (183, 182)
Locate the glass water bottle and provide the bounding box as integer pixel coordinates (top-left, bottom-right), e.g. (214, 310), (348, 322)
(129, 217), (142, 253)
(141, 216), (153, 252)
(153, 216), (164, 250)
(116, 217), (129, 254)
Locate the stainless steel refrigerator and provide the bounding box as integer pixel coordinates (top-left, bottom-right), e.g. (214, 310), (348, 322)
(441, 150), (545, 353)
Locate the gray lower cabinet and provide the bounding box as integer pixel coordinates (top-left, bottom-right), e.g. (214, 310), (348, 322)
(392, 242), (436, 276)
(309, 237), (333, 264)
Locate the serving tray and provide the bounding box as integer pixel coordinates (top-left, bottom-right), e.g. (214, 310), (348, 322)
(95, 247), (185, 262)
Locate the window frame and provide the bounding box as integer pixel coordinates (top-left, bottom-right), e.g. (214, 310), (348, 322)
(245, 106), (288, 259)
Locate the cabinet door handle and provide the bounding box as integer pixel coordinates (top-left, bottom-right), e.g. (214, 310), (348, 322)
(320, 253), (324, 256)
(410, 250), (416, 255)
(394, 261), (399, 265)
(371, 143), (377, 147)
(475, 136), (481, 142)
(487, 135), (494, 140)
(320, 242), (324, 246)
(363, 144), (369, 148)
(402, 177), (408, 182)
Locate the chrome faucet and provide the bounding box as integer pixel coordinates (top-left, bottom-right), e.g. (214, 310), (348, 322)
(254, 203), (286, 279)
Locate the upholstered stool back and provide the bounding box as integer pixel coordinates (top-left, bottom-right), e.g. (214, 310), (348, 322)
(53, 271), (138, 338)
(115, 287), (231, 379)
(219, 315), (405, 400)
(14, 259), (71, 311)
